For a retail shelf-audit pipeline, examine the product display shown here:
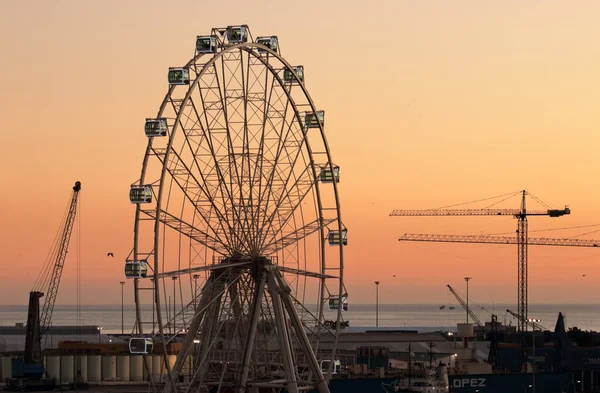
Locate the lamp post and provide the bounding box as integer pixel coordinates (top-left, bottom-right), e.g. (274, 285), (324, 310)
(374, 281), (380, 327)
(97, 326), (103, 343)
(464, 277), (472, 324)
(120, 281), (125, 335)
(150, 278), (155, 334)
(172, 276), (178, 334)
(528, 317), (541, 393)
(193, 274), (199, 309)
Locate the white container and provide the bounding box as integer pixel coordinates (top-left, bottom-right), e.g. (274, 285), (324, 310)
(0, 356), (12, 380)
(167, 355), (177, 375)
(117, 355), (130, 382)
(457, 323), (474, 337)
(74, 355), (88, 382)
(87, 355), (101, 382)
(143, 355), (152, 381)
(183, 355), (193, 379)
(101, 356), (117, 381)
(60, 356), (74, 384)
(130, 355), (144, 382)
(151, 355), (163, 382)
(45, 356), (60, 380)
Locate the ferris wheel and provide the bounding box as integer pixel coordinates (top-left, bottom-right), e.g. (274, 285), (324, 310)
(127, 25), (346, 393)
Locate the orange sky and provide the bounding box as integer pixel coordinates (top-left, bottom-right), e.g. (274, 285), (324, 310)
(1, 1), (600, 305)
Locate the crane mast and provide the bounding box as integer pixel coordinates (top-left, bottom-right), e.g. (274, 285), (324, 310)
(447, 285), (482, 327)
(39, 181), (81, 333)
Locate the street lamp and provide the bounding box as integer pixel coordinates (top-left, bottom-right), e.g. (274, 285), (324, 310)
(172, 276), (178, 334)
(97, 326), (103, 343)
(150, 278), (155, 333)
(120, 281), (125, 335)
(374, 281), (380, 327)
(464, 277), (472, 324)
(528, 317), (541, 393)
(193, 274), (200, 309)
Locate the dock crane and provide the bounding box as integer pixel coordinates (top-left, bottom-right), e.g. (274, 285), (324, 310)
(390, 190), (599, 362)
(10, 181), (81, 389)
(506, 309), (547, 331)
(447, 285), (501, 367)
(447, 285), (482, 327)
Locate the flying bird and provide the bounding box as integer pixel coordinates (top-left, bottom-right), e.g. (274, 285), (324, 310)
(107, 253), (114, 257)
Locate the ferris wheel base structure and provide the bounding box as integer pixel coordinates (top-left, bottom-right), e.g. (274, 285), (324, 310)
(128, 24), (346, 393)
(162, 257), (329, 393)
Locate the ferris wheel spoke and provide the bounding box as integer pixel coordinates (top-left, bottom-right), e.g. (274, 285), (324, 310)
(252, 78), (293, 203)
(257, 162), (315, 251)
(251, 90), (313, 249)
(181, 95), (241, 249)
(254, 110), (302, 247)
(193, 63), (241, 251)
(169, 124), (247, 253)
(140, 208), (229, 255)
(240, 54), (275, 252)
(276, 265), (338, 280)
(152, 126), (236, 250)
(154, 260), (252, 279)
(262, 217), (336, 255)
(208, 59), (253, 253)
(223, 51), (258, 252)
(250, 75), (277, 251)
(251, 80), (287, 251)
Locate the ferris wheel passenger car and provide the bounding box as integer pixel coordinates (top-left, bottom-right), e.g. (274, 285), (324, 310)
(255, 36), (279, 54)
(327, 229), (347, 246)
(124, 260), (148, 279)
(319, 165), (340, 183)
(196, 36), (217, 54)
(129, 337), (153, 354)
(144, 118), (168, 137)
(328, 295), (348, 311)
(168, 67), (190, 85)
(129, 185), (153, 203)
(226, 26), (248, 44)
(304, 110), (324, 129)
(283, 66), (304, 83)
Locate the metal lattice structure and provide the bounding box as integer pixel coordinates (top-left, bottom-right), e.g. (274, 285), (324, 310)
(129, 25), (345, 393)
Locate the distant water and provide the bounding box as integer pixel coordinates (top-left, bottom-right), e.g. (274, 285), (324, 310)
(1, 304), (599, 334)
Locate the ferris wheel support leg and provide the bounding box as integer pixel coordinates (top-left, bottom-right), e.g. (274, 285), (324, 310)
(237, 271), (267, 392)
(162, 275), (217, 393)
(228, 279), (247, 347)
(194, 280), (226, 386)
(267, 269), (299, 393)
(274, 272), (330, 393)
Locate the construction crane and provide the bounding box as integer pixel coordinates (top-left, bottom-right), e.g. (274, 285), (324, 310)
(506, 309), (547, 331)
(447, 285), (501, 368)
(447, 285), (482, 327)
(390, 190), (586, 362)
(12, 181), (81, 388)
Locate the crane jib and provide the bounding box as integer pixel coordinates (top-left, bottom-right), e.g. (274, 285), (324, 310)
(39, 182), (81, 333)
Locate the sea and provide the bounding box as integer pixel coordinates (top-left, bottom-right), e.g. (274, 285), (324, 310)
(1, 304), (599, 334)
